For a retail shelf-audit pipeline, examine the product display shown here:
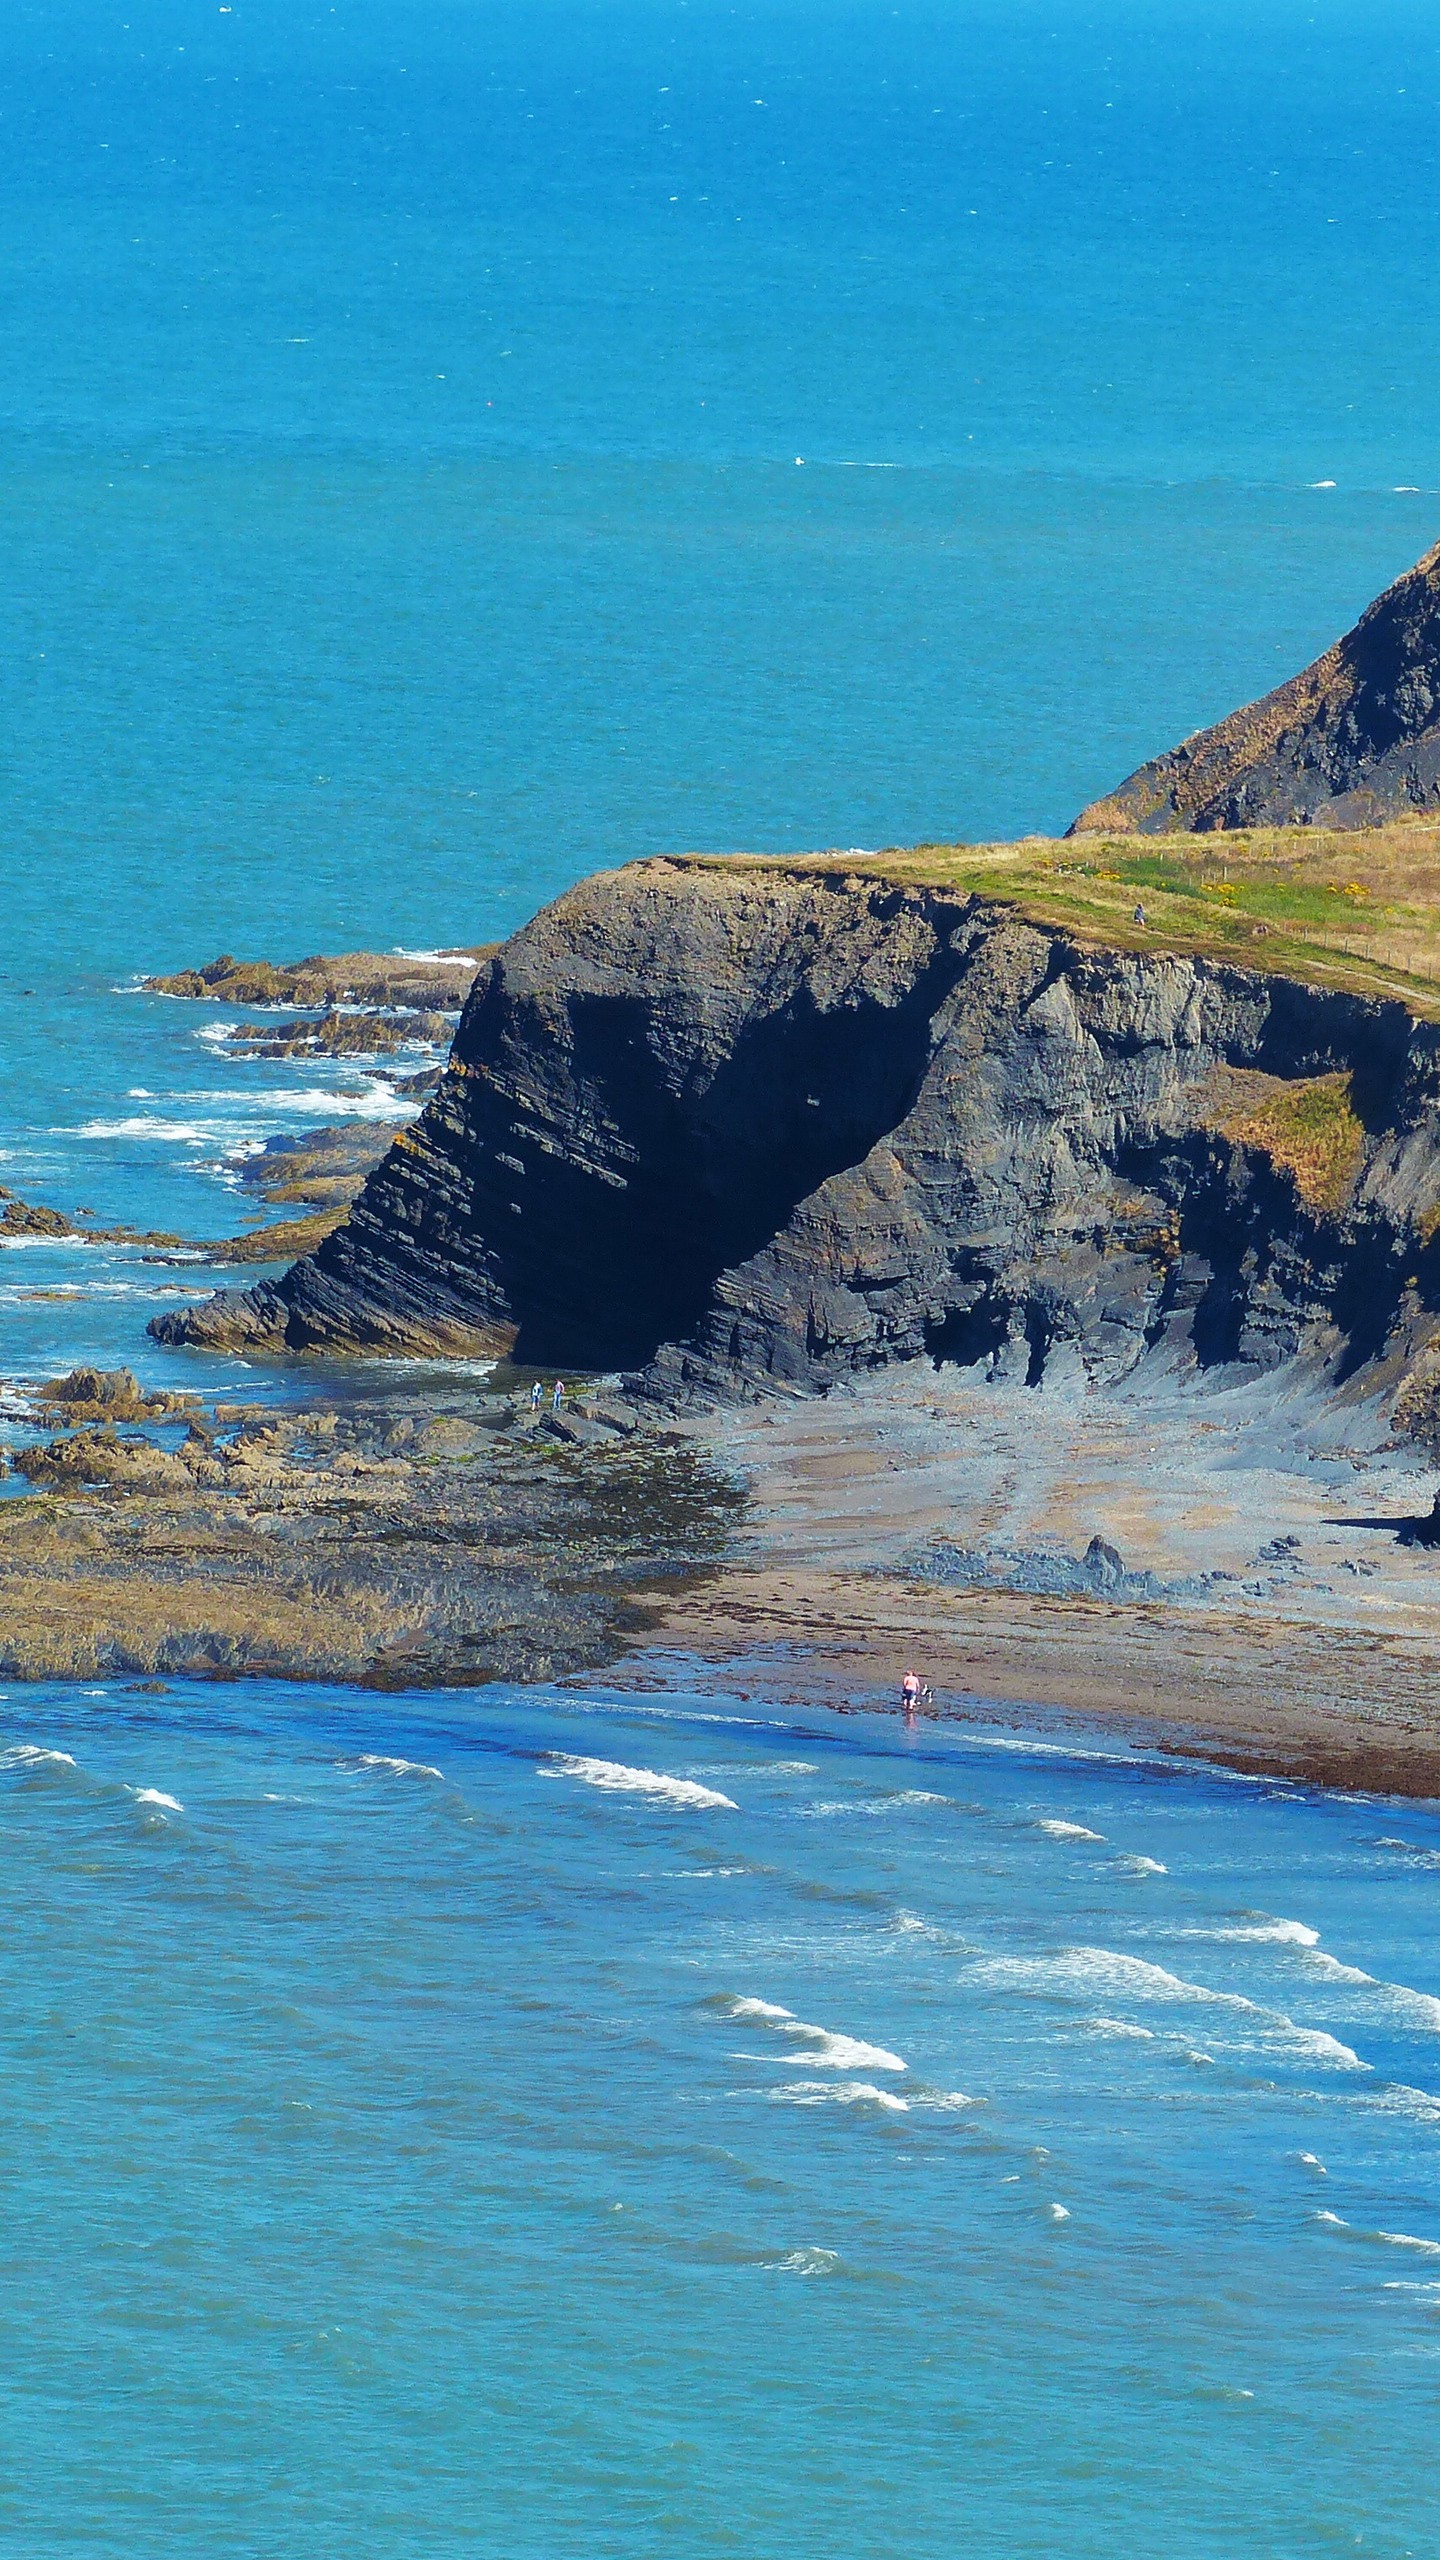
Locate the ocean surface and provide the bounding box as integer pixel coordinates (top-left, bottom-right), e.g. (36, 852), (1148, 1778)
(4, 1), (1440, 2545)
(2, 1678), (1439, 2555)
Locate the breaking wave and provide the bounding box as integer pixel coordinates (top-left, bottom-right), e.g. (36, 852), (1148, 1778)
(345, 1754), (445, 1781)
(771, 2080), (911, 2112)
(1316, 2211), (1440, 2255)
(711, 1994), (906, 2072)
(963, 1946), (1365, 2071)
(545, 1754), (737, 1811)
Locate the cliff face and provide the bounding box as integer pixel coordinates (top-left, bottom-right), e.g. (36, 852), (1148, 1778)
(153, 858), (1440, 1403)
(1071, 539), (1440, 834)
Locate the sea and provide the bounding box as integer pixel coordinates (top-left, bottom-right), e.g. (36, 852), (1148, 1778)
(2, 0), (1440, 2547)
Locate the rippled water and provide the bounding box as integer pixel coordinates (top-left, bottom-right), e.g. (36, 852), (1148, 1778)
(0, 1677), (1435, 2554)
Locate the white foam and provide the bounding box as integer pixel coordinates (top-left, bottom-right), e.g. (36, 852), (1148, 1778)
(773, 2247), (840, 2276)
(1304, 1951), (1375, 1987)
(1283, 2026), (1367, 2070)
(544, 1754), (736, 1810)
(1304, 1955), (1440, 2034)
(130, 1787), (182, 1813)
(74, 1116), (215, 1142)
(965, 1945), (1366, 2070)
(1183, 1916), (1320, 1947)
(193, 1084), (409, 1117)
(0, 1744), (77, 1771)
(969, 1947), (1220, 2005)
(1115, 1855), (1167, 1876)
(800, 1788), (947, 1818)
(1037, 1819), (1105, 1842)
(1047, 2202), (1071, 2223)
(714, 1995), (906, 2072)
(1365, 2083), (1440, 2125)
(1083, 2017), (1156, 2040)
(1316, 2210), (1440, 2255)
(781, 2027), (909, 2073)
(349, 1753), (444, 1780)
(770, 2080), (910, 2112)
(969, 1736), (1135, 1762)
(1213, 1929), (1440, 2033)
(0, 1230), (91, 1248)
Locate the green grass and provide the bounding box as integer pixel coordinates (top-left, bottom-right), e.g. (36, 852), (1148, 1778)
(677, 821), (1440, 1020)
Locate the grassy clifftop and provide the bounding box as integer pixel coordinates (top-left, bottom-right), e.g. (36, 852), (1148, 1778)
(680, 822), (1440, 1020)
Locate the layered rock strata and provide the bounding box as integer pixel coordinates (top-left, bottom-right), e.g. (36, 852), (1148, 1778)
(1071, 537), (1440, 833)
(153, 858), (1440, 1405)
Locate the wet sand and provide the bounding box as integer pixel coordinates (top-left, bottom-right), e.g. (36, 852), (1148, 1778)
(629, 1355), (1440, 1796)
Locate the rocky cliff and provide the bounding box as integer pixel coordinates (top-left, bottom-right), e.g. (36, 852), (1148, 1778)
(152, 857), (1440, 1406)
(1071, 538), (1440, 834)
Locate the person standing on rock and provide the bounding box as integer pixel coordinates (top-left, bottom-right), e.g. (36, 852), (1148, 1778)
(552, 1379), (565, 1414)
(530, 1380), (543, 1414)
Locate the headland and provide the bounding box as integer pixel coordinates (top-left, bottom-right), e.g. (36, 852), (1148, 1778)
(16, 551), (1440, 1782)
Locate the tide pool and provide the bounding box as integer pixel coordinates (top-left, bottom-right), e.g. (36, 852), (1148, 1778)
(0, 1678), (1435, 2554)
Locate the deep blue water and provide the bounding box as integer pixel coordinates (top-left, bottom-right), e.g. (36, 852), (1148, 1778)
(4, 4), (1440, 2543)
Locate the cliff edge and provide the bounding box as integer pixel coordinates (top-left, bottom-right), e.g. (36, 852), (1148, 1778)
(1071, 538), (1440, 834)
(152, 856), (1440, 1408)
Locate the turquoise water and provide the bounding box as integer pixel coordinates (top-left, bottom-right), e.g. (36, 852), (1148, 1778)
(2, 1678), (1438, 2555)
(5, 4), (1440, 2542)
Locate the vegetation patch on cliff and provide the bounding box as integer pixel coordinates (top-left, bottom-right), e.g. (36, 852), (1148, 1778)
(1209, 1070), (1366, 1212)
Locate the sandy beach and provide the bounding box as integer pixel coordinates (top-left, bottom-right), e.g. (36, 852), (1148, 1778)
(630, 1354), (1440, 1796)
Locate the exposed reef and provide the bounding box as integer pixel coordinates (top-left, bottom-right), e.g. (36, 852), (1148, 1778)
(152, 856), (1440, 1422)
(144, 947), (489, 1008)
(0, 1369), (740, 1684)
(194, 1121), (401, 1265)
(216, 1007), (457, 1061)
(1071, 537), (1440, 833)
(0, 1186), (180, 1248)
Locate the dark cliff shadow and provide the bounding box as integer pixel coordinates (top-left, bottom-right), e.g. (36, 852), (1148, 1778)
(491, 947), (967, 1369)
(1325, 1510), (1440, 1543)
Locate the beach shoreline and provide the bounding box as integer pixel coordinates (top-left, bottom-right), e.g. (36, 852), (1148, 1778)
(618, 1357), (1440, 1798)
(624, 1561), (1440, 1798)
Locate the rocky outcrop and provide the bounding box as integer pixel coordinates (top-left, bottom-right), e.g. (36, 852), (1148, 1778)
(152, 857), (1440, 1404)
(144, 948), (488, 1008)
(1071, 538), (1440, 833)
